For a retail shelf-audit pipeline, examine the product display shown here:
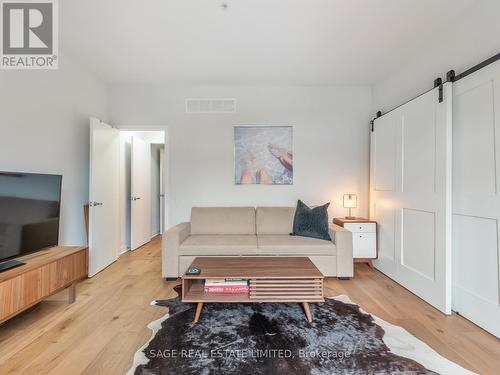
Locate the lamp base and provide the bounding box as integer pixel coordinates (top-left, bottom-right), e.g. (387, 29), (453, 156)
(345, 216), (356, 220)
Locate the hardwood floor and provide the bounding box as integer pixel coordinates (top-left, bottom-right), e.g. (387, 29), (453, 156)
(0, 235), (499, 374)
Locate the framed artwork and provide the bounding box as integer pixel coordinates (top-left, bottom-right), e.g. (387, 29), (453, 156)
(234, 126), (293, 185)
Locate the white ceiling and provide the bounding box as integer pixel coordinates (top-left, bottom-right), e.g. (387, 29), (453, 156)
(61, 0), (475, 85)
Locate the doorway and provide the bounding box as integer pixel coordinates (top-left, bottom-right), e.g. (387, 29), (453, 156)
(88, 120), (168, 276)
(119, 130), (166, 252)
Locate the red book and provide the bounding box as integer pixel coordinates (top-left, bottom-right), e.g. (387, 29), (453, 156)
(204, 286), (249, 294)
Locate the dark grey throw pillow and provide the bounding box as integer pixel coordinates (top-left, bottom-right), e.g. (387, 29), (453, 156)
(292, 200), (331, 241)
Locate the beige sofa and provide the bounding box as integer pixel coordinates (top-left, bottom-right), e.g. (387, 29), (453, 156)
(162, 207), (353, 279)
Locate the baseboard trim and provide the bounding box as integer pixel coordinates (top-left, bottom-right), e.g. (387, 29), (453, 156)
(119, 245), (130, 255)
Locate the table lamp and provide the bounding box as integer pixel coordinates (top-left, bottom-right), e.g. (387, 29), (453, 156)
(343, 194), (357, 219)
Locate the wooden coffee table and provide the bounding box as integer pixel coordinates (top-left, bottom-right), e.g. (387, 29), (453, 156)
(181, 257), (324, 322)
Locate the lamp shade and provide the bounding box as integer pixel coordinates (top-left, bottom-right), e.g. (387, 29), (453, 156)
(343, 194), (357, 208)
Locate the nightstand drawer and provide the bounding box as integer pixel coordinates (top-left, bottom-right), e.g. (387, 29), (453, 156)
(344, 223), (376, 233)
(352, 233), (376, 258)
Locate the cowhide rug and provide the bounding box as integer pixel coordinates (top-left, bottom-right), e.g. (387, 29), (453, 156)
(128, 285), (474, 375)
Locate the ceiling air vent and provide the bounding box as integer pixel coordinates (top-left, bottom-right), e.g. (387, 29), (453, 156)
(186, 98), (236, 114)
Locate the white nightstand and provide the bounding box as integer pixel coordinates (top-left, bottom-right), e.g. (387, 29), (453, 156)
(333, 218), (377, 267)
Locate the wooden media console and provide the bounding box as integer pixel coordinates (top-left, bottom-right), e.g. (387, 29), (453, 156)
(0, 246), (88, 324)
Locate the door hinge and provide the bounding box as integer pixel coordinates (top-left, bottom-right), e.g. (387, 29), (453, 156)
(434, 77), (443, 103)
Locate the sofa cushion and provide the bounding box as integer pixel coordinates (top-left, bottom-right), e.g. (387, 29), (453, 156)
(256, 207), (295, 235)
(257, 235), (336, 255)
(179, 235), (259, 255)
(190, 207), (256, 235)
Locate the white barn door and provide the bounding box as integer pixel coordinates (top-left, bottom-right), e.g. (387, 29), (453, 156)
(370, 83), (453, 314)
(452, 61), (500, 338)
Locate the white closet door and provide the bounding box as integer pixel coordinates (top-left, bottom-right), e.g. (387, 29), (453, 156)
(371, 83), (452, 314)
(452, 61), (500, 338)
(159, 147), (165, 233)
(89, 118), (120, 276)
(131, 136), (152, 250)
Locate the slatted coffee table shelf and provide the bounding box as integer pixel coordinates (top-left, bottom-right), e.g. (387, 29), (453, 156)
(181, 257), (325, 322)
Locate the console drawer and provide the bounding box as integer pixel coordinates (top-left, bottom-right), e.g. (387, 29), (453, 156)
(352, 233), (376, 259)
(344, 223), (376, 233)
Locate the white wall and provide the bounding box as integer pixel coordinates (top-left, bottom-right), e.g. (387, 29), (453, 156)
(372, 0), (500, 112)
(110, 85), (372, 227)
(0, 53), (109, 246)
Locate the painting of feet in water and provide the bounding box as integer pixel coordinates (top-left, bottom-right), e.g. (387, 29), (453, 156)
(234, 126), (293, 185)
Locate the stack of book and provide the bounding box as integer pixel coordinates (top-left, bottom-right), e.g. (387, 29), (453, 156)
(204, 278), (249, 294)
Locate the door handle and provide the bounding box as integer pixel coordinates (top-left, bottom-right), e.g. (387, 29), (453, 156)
(90, 202), (103, 207)
(132, 197), (141, 201)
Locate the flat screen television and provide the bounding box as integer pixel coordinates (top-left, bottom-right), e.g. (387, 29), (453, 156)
(0, 172), (62, 270)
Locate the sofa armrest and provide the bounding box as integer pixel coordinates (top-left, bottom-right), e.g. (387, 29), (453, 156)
(329, 223), (353, 278)
(162, 222), (191, 278)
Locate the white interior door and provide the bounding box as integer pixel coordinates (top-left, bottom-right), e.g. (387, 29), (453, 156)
(131, 136), (152, 250)
(370, 83), (453, 314)
(452, 61), (500, 338)
(89, 118), (120, 277)
(159, 147), (165, 233)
